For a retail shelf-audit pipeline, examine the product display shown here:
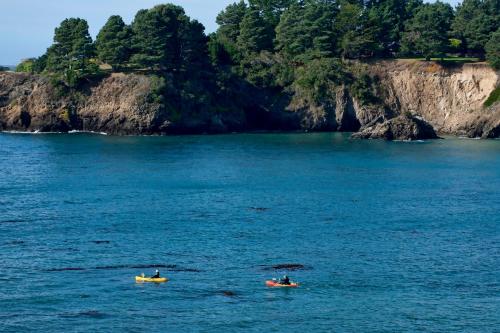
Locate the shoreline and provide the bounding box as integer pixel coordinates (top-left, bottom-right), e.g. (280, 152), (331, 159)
(1, 129), (497, 141)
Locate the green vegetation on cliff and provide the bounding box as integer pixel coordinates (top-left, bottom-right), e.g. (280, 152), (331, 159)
(485, 29), (500, 69)
(484, 87), (500, 107)
(22, 0), (499, 129)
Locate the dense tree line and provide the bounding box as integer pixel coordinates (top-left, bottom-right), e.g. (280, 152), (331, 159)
(16, 0), (500, 92)
(207, 0), (498, 108)
(212, 0), (498, 63)
(19, 4), (211, 88)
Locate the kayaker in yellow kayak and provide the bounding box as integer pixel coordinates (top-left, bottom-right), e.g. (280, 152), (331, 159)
(151, 269), (160, 278)
(136, 271), (168, 283)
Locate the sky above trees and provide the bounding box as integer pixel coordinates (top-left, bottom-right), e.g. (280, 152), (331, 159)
(0, 0), (463, 65)
(0, 0), (235, 64)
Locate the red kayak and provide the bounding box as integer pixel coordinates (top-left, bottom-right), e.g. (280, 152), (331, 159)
(266, 280), (299, 288)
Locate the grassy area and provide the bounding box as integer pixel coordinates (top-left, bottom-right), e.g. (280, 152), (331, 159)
(484, 87), (500, 108)
(399, 57), (480, 63)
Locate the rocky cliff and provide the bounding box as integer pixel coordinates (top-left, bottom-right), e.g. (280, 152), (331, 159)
(368, 60), (500, 138)
(0, 60), (499, 139)
(0, 73), (169, 135)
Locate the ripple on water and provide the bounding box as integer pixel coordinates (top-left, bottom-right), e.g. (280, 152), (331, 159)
(0, 133), (499, 332)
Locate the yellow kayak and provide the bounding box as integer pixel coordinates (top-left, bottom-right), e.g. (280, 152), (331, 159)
(135, 276), (168, 283)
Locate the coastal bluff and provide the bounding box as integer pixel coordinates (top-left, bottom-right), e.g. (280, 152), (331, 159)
(1, 60), (499, 139)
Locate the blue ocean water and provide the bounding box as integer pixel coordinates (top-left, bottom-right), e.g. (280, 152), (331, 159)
(0, 132), (499, 332)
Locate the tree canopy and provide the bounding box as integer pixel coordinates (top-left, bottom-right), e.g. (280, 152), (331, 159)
(25, 0), (500, 101)
(16, 58), (35, 73)
(45, 18), (97, 87)
(130, 5), (185, 71)
(237, 6), (273, 55)
(128, 4), (210, 76)
(452, 0), (499, 58)
(485, 29), (500, 69)
(96, 15), (131, 69)
(401, 1), (454, 60)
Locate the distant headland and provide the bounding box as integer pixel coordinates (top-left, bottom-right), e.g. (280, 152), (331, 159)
(1, 1), (499, 139)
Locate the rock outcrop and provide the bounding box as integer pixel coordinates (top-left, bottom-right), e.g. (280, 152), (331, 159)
(286, 86), (361, 131)
(0, 60), (499, 139)
(351, 114), (439, 140)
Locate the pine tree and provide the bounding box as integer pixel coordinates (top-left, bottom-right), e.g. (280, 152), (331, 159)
(237, 6), (273, 55)
(452, 0), (499, 58)
(334, 1), (381, 59)
(212, 1), (248, 65)
(275, 1), (308, 61)
(249, 0), (295, 27)
(304, 0), (338, 59)
(340, 17), (381, 59)
(366, 0), (409, 57)
(485, 29), (500, 69)
(216, 1), (248, 43)
(96, 15), (131, 70)
(130, 5), (185, 71)
(401, 2), (454, 60)
(179, 19), (210, 75)
(276, 1), (337, 62)
(46, 18), (96, 87)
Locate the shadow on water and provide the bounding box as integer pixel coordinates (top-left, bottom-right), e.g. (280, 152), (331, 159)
(45, 264), (202, 273)
(260, 264), (312, 271)
(59, 310), (108, 319)
(249, 207), (270, 212)
(4, 240), (25, 245)
(220, 290), (237, 297)
(92, 240), (111, 244)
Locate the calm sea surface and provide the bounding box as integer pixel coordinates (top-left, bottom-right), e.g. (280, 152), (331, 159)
(0, 133), (499, 332)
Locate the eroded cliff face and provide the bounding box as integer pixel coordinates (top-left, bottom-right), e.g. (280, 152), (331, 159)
(0, 73), (164, 134)
(77, 74), (166, 135)
(368, 60), (500, 138)
(0, 60), (499, 138)
(276, 61), (499, 139)
(0, 73), (67, 132)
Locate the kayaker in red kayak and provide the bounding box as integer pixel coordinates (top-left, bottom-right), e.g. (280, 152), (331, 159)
(266, 275), (298, 287)
(279, 275), (291, 285)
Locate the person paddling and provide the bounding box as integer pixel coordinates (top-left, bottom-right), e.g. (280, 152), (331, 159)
(151, 269), (160, 278)
(279, 275), (290, 285)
